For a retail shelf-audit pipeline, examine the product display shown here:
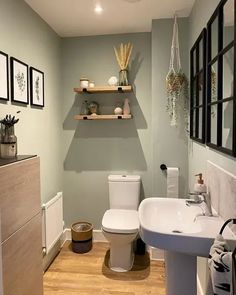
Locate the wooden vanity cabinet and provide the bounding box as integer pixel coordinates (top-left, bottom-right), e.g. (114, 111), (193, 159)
(0, 156), (43, 295)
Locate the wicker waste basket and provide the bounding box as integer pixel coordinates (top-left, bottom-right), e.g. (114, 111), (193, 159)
(71, 221), (93, 253)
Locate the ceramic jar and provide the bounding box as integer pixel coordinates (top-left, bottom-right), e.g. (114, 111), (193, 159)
(80, 78), (89, 88)
(89, 81), (95, 88)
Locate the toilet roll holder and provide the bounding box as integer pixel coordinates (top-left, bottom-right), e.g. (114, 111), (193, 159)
(160, 164), (180, 171)
(160, 164), (167, 171)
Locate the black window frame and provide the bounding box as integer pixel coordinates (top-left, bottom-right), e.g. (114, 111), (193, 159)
(206, 0), (236, 156)
(190, 29), (207, 143)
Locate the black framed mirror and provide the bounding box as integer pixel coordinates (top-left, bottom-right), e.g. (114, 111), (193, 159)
(206, 0), (236, 156)
(190, 29), (207, 143)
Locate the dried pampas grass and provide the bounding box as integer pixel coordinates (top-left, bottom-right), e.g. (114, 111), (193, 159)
(114, 43), (133, 70)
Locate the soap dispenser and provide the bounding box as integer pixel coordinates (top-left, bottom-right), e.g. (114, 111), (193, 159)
(194, 173), (207, 194)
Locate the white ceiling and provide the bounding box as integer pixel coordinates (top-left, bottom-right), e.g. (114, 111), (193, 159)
(24, 0), (195, 37)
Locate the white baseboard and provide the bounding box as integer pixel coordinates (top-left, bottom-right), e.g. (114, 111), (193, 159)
(93, 230), (108, 242)
(197, 274), (204, 295)
(147, 246), (164, 261)
(43, 239), (61, 272)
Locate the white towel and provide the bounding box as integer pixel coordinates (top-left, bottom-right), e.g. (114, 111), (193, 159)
(208, 234), (235, 295)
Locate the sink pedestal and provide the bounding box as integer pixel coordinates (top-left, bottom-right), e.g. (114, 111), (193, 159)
(164, 251), (197, 295)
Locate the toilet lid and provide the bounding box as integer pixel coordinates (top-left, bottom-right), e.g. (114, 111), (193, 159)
(102, 209), (139, 234)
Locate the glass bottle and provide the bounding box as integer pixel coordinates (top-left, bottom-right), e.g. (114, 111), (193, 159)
(81, 100), (89, 115)
(119, 70), (129, 86)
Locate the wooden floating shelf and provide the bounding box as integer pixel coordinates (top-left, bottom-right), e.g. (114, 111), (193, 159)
(74, 114), (132, 120)
(74, 85), (132, 93)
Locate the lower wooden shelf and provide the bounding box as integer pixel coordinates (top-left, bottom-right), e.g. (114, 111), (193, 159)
(74, 114), (132, 120)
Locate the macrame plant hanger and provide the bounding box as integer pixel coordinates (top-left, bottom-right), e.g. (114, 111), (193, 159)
(170, 15), (181, 73)
(166, 15), (188, 127)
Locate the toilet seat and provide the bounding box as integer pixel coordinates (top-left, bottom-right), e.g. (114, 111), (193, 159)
(102, 209), (139, 234)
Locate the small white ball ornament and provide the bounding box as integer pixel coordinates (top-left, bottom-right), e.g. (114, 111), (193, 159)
(108, 76), (118, 86)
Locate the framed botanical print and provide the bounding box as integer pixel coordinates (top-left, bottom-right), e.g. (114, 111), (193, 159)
(30, 67), (44, 107)
(0, 51), (9, 101)
(10, 57), (28, 104)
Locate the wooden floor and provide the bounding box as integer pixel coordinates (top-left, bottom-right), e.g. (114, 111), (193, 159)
(44, 242), (166, 295)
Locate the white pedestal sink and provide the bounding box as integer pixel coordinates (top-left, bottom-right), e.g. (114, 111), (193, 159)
(138, 198), (236, 295)
(164, 251), (196, 295)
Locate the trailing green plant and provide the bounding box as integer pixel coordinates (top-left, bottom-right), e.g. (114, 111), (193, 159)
(166, 70), (189, 127)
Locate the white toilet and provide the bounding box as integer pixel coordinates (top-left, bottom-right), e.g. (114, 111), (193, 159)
(102, 175), (141, 272)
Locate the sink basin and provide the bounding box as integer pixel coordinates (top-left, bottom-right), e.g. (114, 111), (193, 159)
(139, 197), (236, 257)
(139, 197), (236, 295)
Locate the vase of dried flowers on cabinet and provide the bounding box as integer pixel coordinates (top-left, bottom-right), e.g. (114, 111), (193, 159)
(0, 114), (19, 159)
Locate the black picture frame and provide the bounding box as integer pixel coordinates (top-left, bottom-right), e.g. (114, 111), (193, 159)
(190, 29), (207, 143)
(0, 51), (9, 101)
(30, 67), (44, 107)
(206, 0), (236, 156)
(10, 57), (29, 104)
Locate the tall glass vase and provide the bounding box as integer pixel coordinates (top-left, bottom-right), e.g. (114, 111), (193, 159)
(119, 69), (129, 86)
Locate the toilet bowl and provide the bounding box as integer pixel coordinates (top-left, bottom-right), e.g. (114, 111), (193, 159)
(102, 209), (139, 272)
(102, 174), (141, 272)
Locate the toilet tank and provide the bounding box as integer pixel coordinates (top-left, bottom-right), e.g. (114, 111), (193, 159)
(108, 175), (141, 210)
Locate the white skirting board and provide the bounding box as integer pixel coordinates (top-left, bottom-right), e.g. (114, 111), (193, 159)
(147, 246), (164, 261)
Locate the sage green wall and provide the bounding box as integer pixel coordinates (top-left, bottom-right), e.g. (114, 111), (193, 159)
(151, 18), (189, 198)
(62, 33), (153, 228)
(0, 0), (63, 203)
(62, 20), (189, 229)
(189, 0), (236, 293)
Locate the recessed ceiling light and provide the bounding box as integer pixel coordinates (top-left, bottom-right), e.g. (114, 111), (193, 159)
(95, 5), (103, 14)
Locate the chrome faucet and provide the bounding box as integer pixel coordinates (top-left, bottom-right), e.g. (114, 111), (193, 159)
(186, 193), (213, 216)
(202, 193), (213, 216)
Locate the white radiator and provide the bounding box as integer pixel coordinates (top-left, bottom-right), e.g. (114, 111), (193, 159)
(42, 192), (63, 254)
